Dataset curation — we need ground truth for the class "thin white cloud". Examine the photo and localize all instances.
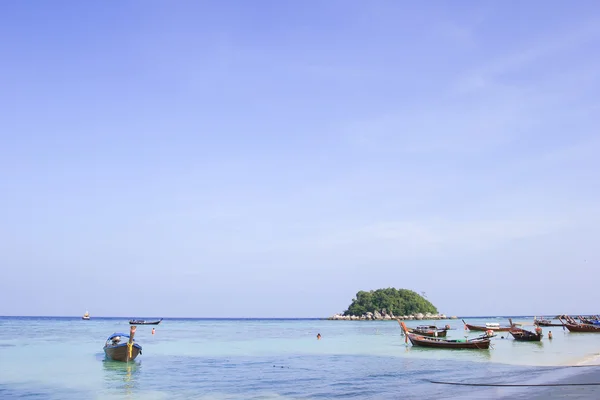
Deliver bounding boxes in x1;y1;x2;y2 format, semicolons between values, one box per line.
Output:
291;216;578;256
454;18;600;94
341;17;600;157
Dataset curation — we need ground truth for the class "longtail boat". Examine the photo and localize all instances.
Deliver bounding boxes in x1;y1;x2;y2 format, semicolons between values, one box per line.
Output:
397;320;449;337
533;317;563;327
508;318;543;341
560;318;600;333
462;319;512;332
103;326;142;362
400;322;493;349
129;318;163;325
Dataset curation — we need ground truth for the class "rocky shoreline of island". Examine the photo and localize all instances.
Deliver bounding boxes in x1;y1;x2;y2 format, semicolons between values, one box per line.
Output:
326;310;458;321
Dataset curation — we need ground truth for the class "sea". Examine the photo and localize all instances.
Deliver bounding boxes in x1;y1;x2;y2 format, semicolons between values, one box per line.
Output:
1;316;600;399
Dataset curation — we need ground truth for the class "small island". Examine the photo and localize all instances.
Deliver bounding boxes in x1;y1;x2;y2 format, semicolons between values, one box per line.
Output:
328;288;456;321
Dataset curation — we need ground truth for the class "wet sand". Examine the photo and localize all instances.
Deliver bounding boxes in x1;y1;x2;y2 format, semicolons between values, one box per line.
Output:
481;366;600;399
449;361;600;399
521;367;600;399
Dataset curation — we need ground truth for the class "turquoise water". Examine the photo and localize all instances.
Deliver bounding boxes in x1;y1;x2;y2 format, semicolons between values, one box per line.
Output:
1;317;599;399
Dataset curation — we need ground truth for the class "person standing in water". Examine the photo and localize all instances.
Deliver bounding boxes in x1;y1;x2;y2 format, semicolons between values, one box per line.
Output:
316;333;321;340
152;328;155;335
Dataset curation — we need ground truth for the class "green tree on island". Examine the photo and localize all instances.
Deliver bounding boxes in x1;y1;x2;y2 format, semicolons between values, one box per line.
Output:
343;288;438;316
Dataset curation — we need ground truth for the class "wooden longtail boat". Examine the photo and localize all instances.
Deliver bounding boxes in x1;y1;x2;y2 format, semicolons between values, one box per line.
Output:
400;322;493;349
129;318;163;325
397;320;449;337
508;318;543;341
462;319;512;332
103;326;142;362
533;317;563;327
559;318;600;333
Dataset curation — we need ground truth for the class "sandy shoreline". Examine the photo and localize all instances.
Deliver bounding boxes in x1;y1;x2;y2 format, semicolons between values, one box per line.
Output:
573;352;600;366
522;366;600;399
445;351;600;399
447;365;600;399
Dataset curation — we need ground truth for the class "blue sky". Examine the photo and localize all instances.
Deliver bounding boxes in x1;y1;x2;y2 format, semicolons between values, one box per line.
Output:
1;1;599;317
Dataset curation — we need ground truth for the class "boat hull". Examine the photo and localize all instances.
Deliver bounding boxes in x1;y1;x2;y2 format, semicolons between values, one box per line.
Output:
509;331;542;341
129;319;162;325
103;343;142;362
407;334;491;349
82;317;90;320
564;324;600;333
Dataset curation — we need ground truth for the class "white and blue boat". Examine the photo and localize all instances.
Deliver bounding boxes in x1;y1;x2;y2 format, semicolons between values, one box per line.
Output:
103;326;142;362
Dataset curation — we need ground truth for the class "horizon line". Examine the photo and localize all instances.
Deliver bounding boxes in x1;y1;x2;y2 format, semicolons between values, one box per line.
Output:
0;314;588;319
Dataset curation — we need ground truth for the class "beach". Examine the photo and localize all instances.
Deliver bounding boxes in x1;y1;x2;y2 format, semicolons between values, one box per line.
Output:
526;367;600;399
2;316;600;399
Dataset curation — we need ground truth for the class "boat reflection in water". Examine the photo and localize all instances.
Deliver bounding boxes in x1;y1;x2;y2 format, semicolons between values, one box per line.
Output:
102;359;141;393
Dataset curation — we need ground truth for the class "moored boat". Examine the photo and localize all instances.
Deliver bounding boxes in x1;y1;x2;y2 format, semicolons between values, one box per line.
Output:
559;317;600;333
82;310;90;320
508;318;543;341
103;326;142;362
400;322;493;349
397;320;449;337
129;318;163;325
462;319;512;332
533;317;563;327
578;316;600;326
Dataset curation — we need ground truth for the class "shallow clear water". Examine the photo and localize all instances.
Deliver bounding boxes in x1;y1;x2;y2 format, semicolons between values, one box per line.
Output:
0;316;598;399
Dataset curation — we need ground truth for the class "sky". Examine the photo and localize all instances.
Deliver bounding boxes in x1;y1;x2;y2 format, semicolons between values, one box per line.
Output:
0;1;599;318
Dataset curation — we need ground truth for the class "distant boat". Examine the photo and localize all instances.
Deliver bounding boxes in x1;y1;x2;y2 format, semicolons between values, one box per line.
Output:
82;311;90;320
533;316;563;327
462;319;512;332
578;316;600;326
129;318;163;325
103;326;142;362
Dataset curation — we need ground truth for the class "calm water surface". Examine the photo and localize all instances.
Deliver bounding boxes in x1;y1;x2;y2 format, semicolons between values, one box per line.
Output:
1;317;599;399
